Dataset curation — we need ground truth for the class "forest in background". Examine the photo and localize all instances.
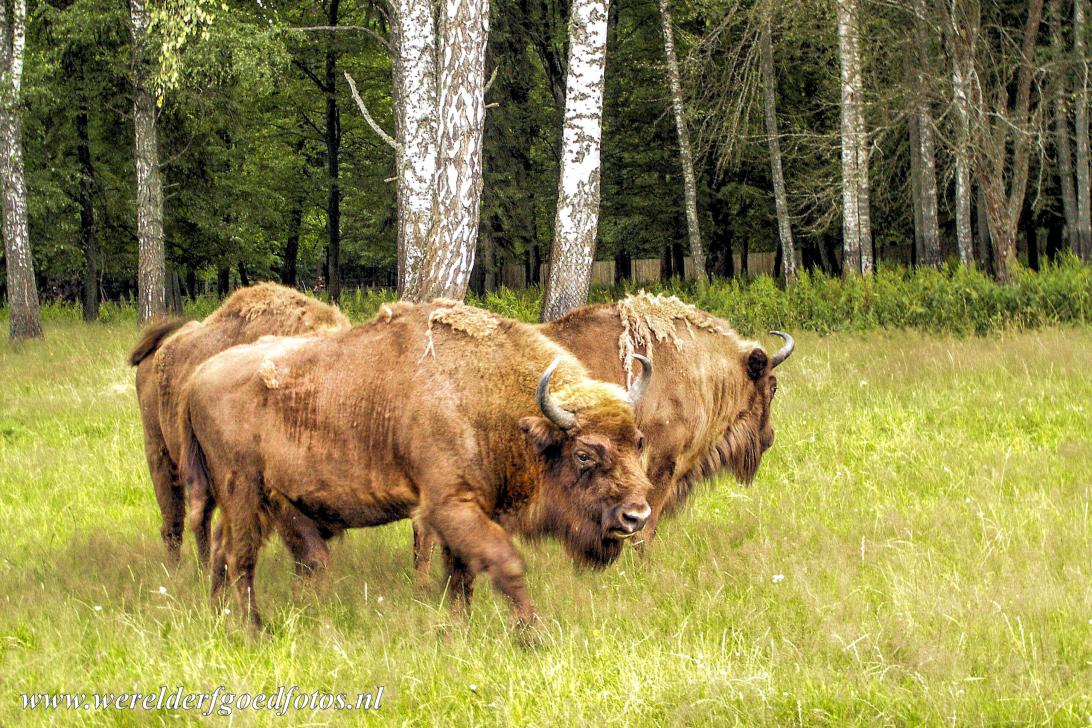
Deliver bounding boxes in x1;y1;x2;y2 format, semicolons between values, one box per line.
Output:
2;0;1092;331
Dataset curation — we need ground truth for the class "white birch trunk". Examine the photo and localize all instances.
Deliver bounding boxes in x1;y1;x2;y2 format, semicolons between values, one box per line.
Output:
541;0;610;321
1050;0;1078;246
952;55;975;265
836;0;871;275
1074;0;1092;259
406;0;488;302
130;0;165;324
912;0;942;267
759;20;796;282
393;0;438;293
658;0;706;281
0;0;40;339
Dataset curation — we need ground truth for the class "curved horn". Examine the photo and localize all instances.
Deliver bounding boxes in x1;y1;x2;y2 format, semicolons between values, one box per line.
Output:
627;353;653;406
768;330;795;369
536;358;578;430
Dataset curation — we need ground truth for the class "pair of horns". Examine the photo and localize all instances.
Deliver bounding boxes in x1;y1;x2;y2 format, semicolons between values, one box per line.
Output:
536;354;652;430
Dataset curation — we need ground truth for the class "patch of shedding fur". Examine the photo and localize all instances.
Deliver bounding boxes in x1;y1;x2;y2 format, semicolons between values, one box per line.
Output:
616;291;736;387
258;360;280;389
207;282;349;333
421;302;501;360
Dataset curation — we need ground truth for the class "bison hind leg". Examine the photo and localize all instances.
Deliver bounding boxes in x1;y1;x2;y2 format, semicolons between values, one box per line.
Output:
412;516;439;591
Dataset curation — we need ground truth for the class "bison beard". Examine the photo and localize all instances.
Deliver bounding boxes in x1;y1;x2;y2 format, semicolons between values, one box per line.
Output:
179;301;653;632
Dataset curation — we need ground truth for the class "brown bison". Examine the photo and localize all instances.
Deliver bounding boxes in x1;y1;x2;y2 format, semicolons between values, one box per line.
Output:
413;292;793;582
178;301;654;630
129;283;348;564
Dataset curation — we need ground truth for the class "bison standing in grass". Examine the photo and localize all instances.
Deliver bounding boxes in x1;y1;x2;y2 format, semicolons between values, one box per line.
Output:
129;283;348;565
540;292;794;544
178;301;654;631
408;293;793;582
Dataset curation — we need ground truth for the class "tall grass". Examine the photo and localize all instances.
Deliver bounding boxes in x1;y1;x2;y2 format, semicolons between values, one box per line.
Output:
1;324;1088;724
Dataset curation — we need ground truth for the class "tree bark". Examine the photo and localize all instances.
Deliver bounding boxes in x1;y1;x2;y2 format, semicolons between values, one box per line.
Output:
392;0;438;293
75;104;99;321
129;0;166;324
1049;0;1079;247
324;0;342;303
912;0;942;268
0;0;39;339
835;0;872;275
975;183;992;274
909;111;924;265
950;42;975;266
759;20;796;282
658;0;706;281
406;0;489;302
1074;0;1092;258
540;0;609;321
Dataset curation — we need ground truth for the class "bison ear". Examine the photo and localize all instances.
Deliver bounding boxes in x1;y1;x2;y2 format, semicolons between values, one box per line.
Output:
746;348;768;380
519;416;564;454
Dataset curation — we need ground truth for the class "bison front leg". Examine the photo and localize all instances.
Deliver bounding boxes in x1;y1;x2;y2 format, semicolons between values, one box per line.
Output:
441;545;474;619
426;499;537;630
412;516;438;590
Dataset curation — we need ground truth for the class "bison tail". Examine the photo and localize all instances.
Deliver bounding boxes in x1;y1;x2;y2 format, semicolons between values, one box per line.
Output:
178;396;211;510
128;319;187;367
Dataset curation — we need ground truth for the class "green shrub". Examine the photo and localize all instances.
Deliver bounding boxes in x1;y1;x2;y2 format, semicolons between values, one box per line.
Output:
6;256;1090;335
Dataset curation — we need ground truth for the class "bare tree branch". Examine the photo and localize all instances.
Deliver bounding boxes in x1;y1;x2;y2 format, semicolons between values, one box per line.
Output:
344;71;399;151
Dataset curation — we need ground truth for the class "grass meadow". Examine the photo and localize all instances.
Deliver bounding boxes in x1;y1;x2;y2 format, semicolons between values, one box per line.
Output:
1;318;1090;725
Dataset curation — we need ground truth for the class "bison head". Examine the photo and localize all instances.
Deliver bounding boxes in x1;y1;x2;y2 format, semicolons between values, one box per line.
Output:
729;330;795;483
519;356;654;567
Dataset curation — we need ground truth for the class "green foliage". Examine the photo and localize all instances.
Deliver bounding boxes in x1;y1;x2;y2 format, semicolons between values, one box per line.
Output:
8;258;1090;336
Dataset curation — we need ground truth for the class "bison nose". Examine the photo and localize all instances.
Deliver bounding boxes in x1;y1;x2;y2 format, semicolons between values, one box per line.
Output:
616;503;651;535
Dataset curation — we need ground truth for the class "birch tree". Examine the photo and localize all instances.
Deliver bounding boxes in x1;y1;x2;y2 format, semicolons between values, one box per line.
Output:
130;0;166;324
1050;0;1078;246
1;0;40;339
406;0;489;302
911;0;941;268
1074;0;1091;259
947;5;976;266
835;0;872;275
758;18;796;282
390;0;437;293
541;0;610;321
658;0;706;281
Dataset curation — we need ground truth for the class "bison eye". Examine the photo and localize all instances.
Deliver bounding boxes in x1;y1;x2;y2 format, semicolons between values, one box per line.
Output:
770;381;778;397
574;450;595;468
635;434;645;451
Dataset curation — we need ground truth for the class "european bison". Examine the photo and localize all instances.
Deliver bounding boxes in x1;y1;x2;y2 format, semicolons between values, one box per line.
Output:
540;293;793;544
178;301;654;630
411;292;793;582
129;283;348;564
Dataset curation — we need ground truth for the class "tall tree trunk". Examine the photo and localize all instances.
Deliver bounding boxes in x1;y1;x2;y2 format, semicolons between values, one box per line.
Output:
129;0;165;324
1074;0;1092;258
0;0;39;339
975;184;992;273
951;45;975;265
1050;0;1079;246
75;104;98;321
217;266;230;296
392;0;438;293
909;111;924;265
912;0;942;268
835;0;872;275
324;0;342;303
540;0;609;321
658;0;706;281
406;0;489;302
759;19;796;282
